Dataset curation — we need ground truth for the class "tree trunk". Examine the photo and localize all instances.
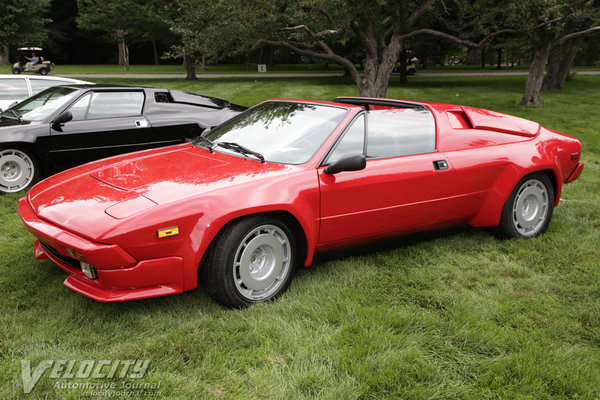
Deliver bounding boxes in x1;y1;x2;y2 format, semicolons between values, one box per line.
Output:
183;54;197;80
118;42;124;66
151;39;159;65
0;45;9;65
356;33;402;97
465;48;478;65
521;42;551;105
481;48;485;69
542;49;560;90
120;39;130;71
543;37;583;90
201;55;208;71
399;46;407;84
496;48;502;70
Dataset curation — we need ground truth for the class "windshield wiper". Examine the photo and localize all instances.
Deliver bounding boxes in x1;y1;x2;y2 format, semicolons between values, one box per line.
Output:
1;109;22;122
189;136;214;152
217;141;265;163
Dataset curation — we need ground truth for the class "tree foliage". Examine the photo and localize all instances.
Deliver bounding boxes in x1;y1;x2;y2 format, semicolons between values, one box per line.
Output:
0;0;51;64
243;0;517;97
76;0;150;70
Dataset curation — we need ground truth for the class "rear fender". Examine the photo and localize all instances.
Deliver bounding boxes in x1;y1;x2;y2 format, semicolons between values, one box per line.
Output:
468;166;560;227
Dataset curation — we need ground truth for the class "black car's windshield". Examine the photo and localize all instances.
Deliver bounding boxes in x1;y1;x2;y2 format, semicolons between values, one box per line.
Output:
200;101;348;164
5;86;79;121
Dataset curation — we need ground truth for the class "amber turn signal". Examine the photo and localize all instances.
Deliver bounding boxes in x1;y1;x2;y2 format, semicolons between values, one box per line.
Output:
157;226;179;238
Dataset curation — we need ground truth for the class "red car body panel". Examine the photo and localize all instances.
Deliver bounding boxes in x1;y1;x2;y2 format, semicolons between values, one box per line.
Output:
18;97;583;302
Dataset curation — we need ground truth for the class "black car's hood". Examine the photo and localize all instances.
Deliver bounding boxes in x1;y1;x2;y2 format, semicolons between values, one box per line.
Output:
0;117;34;128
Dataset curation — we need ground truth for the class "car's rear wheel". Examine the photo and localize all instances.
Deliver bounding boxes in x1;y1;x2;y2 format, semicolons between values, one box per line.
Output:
497;173;554;238
12;68;20;75
39;68;48;75
201;215;297;308
0;148;40;194
407;68;416;75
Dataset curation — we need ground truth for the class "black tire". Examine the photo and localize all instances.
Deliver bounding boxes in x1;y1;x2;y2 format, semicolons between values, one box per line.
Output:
407;68;416;75
200;215;298;308
39;68;48;75
12;68;21;74
0;147;41;195
496;172;554;238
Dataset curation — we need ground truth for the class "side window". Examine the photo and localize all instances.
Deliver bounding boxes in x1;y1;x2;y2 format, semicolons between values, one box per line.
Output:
86;91;144;119
0;78;28;101
326;114;365;164
367;108;435;158
30;79;65;95
68;94;91;120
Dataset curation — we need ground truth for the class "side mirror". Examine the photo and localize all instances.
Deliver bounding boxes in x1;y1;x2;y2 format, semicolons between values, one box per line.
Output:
52;111;72;130
324;154;366;174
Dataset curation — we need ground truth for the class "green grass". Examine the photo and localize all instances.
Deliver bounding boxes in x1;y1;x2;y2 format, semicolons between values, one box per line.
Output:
1;75;599;399
3;62;598;75
2;63;348;75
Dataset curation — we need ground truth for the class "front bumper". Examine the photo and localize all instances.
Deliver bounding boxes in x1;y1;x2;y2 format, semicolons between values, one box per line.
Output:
19;197;184;302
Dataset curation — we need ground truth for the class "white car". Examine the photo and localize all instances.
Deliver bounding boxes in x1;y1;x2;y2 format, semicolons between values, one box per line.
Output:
0;75;92;111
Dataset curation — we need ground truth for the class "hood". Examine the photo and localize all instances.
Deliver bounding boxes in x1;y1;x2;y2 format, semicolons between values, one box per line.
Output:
0;117;33;129
27;145;287;240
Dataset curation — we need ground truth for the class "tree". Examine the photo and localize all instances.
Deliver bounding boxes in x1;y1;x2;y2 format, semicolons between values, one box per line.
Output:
76;0;147;70
0;0;50;64
542;3;600;90
516;0;600;104
166;0;256;79
137;0;174;65
246;0;513;97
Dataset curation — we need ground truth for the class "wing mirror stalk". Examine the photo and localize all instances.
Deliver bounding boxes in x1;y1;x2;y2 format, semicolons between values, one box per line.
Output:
324;154;366;174
51;111;73;130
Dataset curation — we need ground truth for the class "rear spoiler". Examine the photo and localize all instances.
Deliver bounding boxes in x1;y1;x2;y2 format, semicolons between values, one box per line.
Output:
461;106;540;137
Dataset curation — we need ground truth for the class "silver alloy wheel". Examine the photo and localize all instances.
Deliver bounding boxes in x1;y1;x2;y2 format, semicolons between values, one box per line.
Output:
0;149;35;193
511;178;549;237
233;224;292;301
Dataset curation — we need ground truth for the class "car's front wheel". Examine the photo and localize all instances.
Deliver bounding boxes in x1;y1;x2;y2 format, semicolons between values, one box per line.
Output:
201;215;297;308
12;67;20;74
497;173;554;238
0;148;40;194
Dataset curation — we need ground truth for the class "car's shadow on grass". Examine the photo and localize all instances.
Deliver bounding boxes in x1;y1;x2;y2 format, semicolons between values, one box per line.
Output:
25;225;494;323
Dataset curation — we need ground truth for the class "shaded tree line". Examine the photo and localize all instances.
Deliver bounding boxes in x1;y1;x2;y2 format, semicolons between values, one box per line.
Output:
1;0;599;105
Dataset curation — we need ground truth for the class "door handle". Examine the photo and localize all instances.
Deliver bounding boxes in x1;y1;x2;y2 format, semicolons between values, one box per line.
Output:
433;160;448;170
135;120;149;128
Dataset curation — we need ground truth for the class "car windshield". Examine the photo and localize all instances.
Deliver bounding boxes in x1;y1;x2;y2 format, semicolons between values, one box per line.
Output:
200;101;348;164
5;86;79;121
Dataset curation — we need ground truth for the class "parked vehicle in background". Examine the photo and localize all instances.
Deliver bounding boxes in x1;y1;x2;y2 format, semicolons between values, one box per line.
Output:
18;97;584;308
12;47;55;75
0;85;245;194
0;74;91;111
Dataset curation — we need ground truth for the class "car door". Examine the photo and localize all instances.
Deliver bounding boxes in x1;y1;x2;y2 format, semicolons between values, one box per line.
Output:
318;108;454;244
47;90;151;172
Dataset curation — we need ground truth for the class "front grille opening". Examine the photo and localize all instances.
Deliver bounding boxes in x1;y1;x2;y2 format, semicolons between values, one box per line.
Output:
39;242;80;268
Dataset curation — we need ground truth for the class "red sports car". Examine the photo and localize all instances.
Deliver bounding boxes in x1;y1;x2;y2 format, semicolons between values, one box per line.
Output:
19;97;584;308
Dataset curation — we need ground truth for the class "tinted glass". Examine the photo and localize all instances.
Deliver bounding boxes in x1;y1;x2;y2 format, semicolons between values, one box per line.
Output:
326;114;365;164
367;108;435;158
9;86;79;121
203;102;348;164
29;79;70;95
86;91;144;118
0;78;28;100
170;91;228;109
68;93;91;120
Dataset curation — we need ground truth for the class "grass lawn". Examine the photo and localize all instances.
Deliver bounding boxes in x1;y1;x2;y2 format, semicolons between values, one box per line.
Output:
3;63;598;75
1;75;599;399
1;63;348;75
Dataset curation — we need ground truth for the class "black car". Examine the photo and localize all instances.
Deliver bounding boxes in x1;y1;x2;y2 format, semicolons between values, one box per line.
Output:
0;85;245;194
